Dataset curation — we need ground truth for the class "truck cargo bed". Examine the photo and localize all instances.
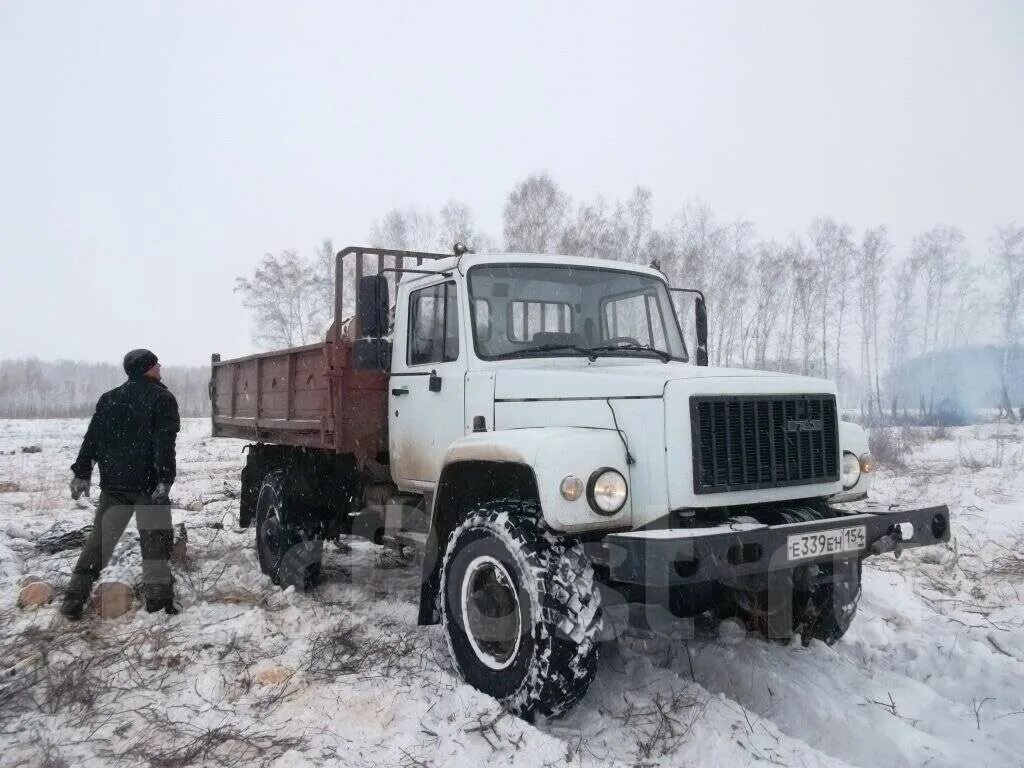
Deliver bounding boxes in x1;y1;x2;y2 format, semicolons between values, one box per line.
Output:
210;337;387;461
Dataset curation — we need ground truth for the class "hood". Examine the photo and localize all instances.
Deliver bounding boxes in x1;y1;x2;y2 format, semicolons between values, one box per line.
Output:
493;361;832;401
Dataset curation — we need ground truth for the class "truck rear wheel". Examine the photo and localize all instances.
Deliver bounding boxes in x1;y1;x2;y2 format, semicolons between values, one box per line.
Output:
440;502;602;719
255;469;322;589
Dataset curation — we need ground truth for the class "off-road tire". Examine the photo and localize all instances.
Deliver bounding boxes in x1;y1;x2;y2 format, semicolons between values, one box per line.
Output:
794;558;862;645
255;469;322;589
440;500;602;719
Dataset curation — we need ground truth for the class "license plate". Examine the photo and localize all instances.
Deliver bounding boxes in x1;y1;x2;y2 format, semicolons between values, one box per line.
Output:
786;525;866;561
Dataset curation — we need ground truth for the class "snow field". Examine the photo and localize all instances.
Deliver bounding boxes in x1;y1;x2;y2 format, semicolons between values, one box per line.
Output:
0;418;1022;767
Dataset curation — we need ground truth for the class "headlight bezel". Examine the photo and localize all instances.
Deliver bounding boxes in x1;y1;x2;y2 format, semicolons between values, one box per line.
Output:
841;451;861;490
586;468;628;515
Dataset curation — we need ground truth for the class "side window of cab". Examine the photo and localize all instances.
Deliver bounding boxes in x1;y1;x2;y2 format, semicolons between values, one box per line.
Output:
408;281;459;365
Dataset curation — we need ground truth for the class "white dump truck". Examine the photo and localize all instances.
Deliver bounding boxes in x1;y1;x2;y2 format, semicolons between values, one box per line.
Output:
211;246;950;718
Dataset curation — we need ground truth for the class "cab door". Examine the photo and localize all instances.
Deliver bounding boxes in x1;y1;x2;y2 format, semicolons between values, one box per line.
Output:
389;278;467;486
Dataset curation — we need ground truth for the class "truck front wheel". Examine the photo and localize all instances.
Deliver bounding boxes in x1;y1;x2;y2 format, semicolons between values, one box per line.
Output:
255;469;323;589
440;502;602;719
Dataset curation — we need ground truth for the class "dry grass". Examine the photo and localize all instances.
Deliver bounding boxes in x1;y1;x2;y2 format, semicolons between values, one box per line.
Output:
868;427;911;469
303;615;425;682
110;705;303;768
957;437;1024;470
608;688;707;760
989;536;1024;578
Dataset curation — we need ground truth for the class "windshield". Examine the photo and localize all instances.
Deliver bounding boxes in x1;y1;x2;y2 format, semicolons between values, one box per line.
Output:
467;263;687;361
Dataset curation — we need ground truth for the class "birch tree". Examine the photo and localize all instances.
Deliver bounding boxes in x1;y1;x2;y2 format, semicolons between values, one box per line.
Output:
992;223;1024;420
748;242;789;368
235;250;328;348
503;173;569;253
438;199;485;252
808;217;854;379
560;198;616;259
857;226;890;418
614;186;653;263
911;225;964;356
370;207;438;251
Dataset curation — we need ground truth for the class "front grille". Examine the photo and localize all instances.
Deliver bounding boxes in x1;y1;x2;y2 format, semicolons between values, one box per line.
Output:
690;394;839;494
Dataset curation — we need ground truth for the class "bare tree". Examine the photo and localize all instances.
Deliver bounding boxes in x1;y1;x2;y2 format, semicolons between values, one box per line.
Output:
711;221;754;366
560;198;616;259
992;223;1024;421
614;186;653;263
437;199;485;252
666;200;722;290
886;258;920;417
808;217;854;380
748;242;789;368
909;225;966;417
945;261;985;349
235;250;328;348
370;207;438;251
789;241;821;376
857;227;890;418
912;225;965;355
314;237;338;316
503;172;569;253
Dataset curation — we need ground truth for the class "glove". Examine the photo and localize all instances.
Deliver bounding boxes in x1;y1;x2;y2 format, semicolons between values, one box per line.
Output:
70;477;90;500
151;482;171;506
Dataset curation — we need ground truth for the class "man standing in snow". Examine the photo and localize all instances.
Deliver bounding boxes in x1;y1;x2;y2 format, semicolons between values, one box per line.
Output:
61;349;181;619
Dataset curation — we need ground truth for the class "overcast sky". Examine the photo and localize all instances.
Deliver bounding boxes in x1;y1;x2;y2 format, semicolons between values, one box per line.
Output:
0;1;1020;365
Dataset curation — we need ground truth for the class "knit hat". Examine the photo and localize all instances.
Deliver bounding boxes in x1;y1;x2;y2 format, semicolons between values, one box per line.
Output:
123;349;158;379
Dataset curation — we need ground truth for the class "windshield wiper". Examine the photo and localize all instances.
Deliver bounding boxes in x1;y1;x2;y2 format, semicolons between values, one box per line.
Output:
491;343;598;361
588;342;673;363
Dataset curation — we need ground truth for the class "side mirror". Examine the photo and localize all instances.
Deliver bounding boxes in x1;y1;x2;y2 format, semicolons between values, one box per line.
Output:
357;275;389;337
694;297;709;367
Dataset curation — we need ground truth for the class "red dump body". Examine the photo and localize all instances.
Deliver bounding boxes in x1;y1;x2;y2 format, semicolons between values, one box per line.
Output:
209;336;388;463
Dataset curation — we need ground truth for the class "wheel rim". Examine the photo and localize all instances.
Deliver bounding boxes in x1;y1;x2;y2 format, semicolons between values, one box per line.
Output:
460;555;522;670
261;503;283;568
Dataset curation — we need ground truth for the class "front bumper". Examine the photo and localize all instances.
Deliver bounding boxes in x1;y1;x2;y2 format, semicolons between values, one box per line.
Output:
602;501;950;587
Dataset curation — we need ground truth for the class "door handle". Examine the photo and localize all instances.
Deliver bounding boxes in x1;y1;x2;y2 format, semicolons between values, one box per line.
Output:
429;372;442;392
391;387;409;396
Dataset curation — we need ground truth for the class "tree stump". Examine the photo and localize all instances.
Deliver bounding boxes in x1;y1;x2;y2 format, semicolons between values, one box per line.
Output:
253;664;293;685
18;581;55;608
92;581;135;618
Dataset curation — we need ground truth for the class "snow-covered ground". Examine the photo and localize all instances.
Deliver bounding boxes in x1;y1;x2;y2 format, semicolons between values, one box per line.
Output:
1;418;1022;767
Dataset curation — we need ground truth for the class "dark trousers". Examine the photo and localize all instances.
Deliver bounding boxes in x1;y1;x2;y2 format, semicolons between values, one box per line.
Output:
66;490;174;602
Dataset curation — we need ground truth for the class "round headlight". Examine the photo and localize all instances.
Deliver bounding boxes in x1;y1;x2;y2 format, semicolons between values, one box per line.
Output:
587;468;628;515
560;475;584;501
841;451;861;489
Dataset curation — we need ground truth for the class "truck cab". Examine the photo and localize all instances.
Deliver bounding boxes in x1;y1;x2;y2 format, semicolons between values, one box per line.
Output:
212;245;950;719
380;252;872;527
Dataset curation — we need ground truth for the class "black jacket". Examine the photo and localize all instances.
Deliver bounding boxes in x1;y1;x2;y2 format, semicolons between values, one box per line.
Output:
71;377;180;494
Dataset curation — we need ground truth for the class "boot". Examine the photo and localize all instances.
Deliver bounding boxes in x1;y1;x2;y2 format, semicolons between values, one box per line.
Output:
59;595;86;620
145;597;180;615
60;575;93;620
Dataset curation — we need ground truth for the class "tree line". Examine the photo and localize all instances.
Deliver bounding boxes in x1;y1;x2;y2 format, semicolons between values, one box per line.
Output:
234;172;1023;423
0;359;212;418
